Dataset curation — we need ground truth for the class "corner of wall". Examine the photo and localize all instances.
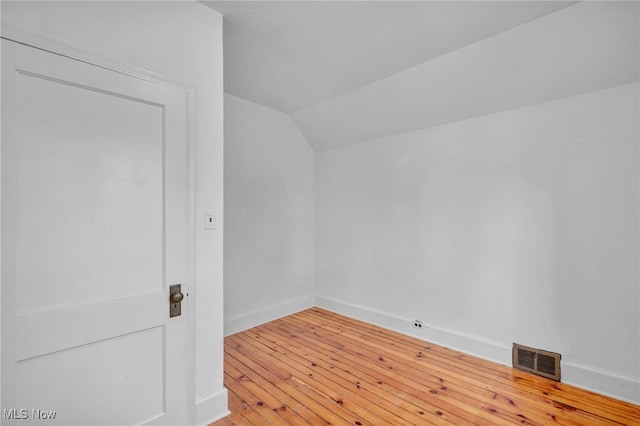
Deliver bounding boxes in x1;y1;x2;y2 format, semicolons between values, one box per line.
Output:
283;105;318;154
225;295;315;336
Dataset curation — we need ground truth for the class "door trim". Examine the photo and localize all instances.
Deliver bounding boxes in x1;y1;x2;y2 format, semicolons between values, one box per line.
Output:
1;23;195;92
1;23;197;426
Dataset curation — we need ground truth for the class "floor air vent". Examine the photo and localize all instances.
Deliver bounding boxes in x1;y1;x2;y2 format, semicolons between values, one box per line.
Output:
512;343;561;381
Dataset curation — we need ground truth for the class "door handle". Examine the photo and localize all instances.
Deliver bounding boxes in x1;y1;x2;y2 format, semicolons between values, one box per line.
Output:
170;292;184;304
169;284;184;318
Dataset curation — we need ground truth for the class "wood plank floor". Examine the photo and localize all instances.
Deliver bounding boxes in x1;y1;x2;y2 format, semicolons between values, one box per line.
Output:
212;308;640;425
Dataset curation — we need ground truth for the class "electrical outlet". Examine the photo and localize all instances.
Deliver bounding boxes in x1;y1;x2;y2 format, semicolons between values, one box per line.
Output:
413;320;423;329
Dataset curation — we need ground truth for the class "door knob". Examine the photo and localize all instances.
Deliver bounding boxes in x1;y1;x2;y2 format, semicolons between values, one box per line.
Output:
170;292;184;304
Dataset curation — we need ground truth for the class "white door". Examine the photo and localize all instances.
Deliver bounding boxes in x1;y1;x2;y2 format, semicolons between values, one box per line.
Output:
1;39;191;425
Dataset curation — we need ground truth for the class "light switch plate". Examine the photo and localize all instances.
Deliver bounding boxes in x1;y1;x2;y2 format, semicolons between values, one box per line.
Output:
204;211;216;230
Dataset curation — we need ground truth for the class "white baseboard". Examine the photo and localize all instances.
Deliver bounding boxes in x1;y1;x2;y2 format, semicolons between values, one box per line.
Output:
563;362;640;405
224;295;315;336
315;296;640;405
195;388;229;426
315;296;512;365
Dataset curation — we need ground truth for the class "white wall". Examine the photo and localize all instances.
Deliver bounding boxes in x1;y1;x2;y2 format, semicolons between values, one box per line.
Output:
316;83;640;403
222;2;639;403
224;95;315;335
1;2;227;424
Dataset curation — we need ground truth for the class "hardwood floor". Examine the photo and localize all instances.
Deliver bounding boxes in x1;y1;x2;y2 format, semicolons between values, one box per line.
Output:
212;308;640;425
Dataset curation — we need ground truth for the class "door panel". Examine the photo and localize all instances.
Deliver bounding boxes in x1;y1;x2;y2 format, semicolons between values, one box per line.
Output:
17;327;164;425
16;64;164;312
2;40;190;425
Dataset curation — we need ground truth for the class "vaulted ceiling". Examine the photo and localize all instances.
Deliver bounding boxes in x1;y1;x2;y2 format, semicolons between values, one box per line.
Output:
203;1;639;151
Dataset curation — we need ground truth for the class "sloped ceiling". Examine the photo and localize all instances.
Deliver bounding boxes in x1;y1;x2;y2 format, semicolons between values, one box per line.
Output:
203;1;639;151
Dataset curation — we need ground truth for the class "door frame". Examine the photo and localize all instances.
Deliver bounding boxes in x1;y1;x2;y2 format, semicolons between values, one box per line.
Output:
0;23;198;425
